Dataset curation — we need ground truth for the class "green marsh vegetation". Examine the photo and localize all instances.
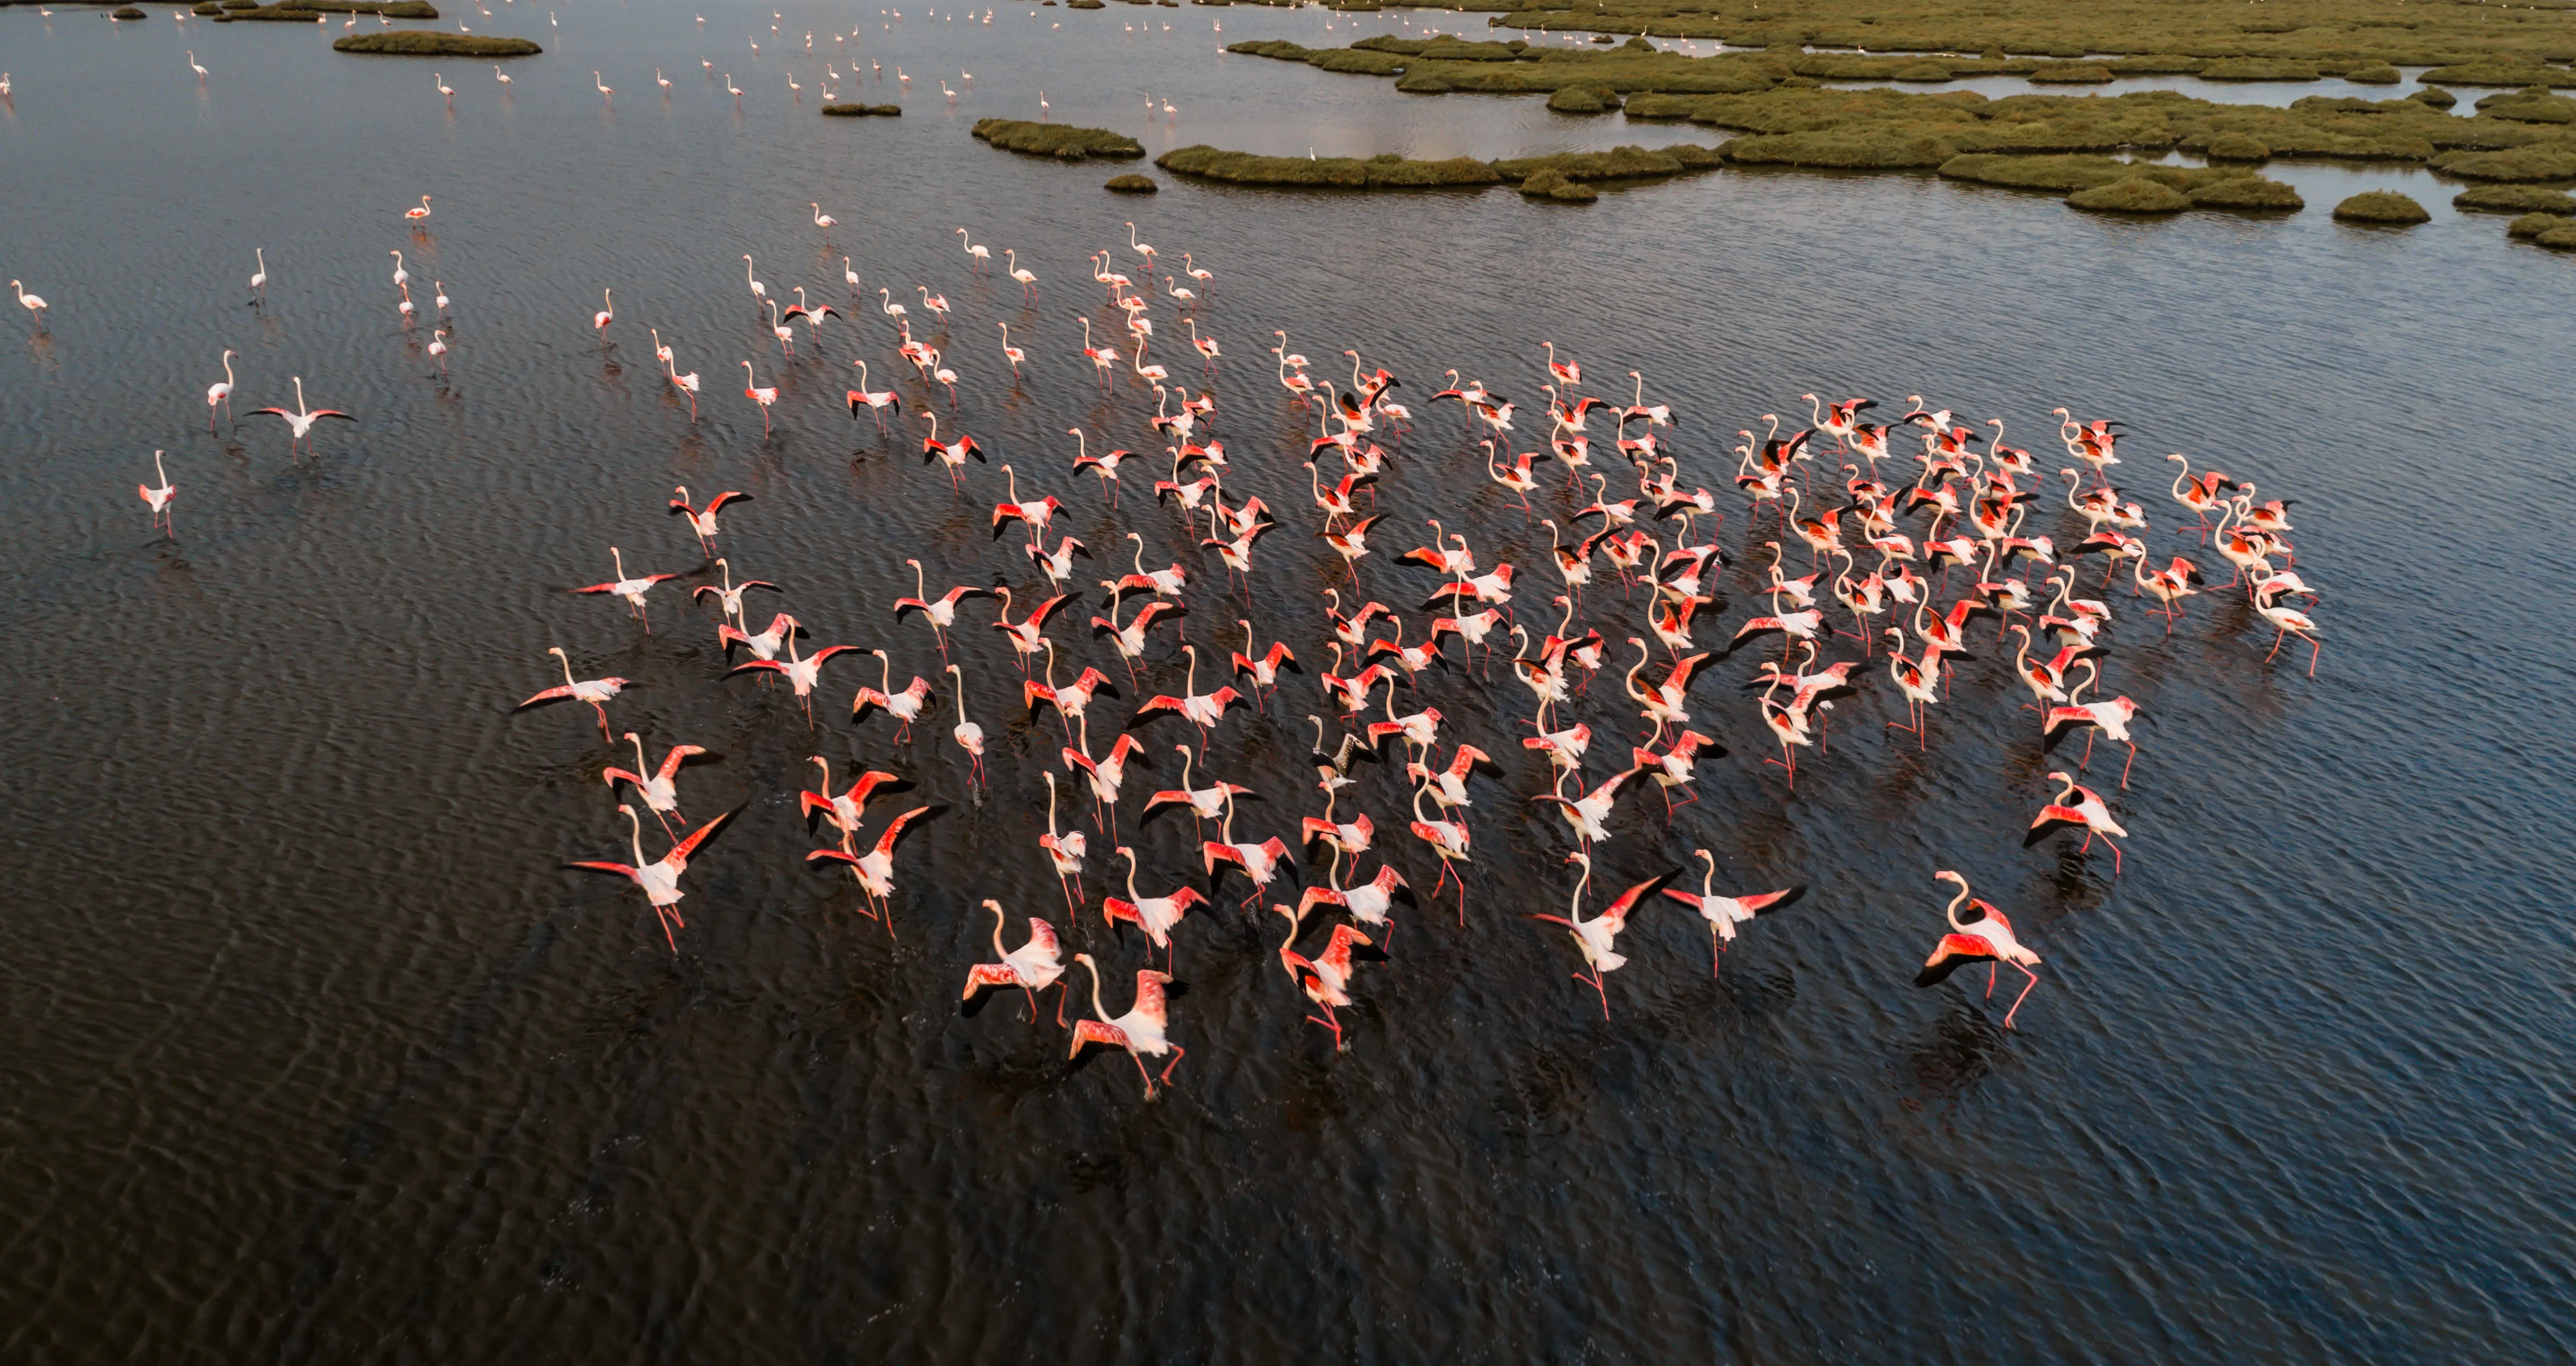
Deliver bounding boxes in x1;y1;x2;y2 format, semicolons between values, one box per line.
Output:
970;119;1145;159
334;30;537;53
2508;212;2576;247
1154;141;1719;199
1442;0;2576;74
1105;172;1160;193
2333;189;2430;222
822;103;904;116
2455;184;2576;214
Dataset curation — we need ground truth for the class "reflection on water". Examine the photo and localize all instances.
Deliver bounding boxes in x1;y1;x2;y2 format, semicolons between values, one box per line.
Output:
4;1;2576;1363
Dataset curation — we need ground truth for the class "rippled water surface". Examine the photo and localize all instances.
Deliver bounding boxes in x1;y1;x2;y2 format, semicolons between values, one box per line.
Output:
5;3;2575;1362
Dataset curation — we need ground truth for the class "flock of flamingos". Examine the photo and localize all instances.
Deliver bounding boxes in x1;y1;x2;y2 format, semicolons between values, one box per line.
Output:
87;197;2326;1102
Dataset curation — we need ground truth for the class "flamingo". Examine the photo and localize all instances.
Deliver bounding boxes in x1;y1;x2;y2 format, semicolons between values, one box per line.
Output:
955;227;990;272
946;663;988;788
247;248;266;302
1102;843;1204;962
433;69;451;104
2024;770;2129;873
2042;659;2142;786
1531;763;1643;850
593;69;614;101
743;254;767;305
813;202;839;239
1038;772;1087;912
1090;595;1186;678
403;195;432;221
137;450;175;532
893;559;989;654
516;647;634;742
998;321;1026;377
1005;249;1038;298
807;805;946;932
572;546;682;631
846;359;902;429
243;376;355;458
851;648;936;742
603;732;708;837
669;486;747;555
916;284;951;323
204;349;237;429
1062;718;1151;840
1201;791;1293;905
1525;853;1676;1020
963;900;1068;1024
1663;850;1804;977
1271;902;1370;1051
425;327;450;373
919;412;988;488
800;756;907;841
1915;871;2042;1028
2255;598;2324;676
1407;778;1473;924
566;804;734;951
738;361;779;433
1067;954;1183;1099
730;621;855;726
986;585;1071;672
1142;742;1254;828
1541;340;1582;388
844;255;862;295
493;65;511;85
1127;643;1244;741
990;465;1064;543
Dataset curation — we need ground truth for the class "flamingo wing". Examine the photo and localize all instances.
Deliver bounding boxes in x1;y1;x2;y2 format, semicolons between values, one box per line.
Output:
2023;806;2091;846
1916;934;2000;986
874;803;948;855
516;684;578;708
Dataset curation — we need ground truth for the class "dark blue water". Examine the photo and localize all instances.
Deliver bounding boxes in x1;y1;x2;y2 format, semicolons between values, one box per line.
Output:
4;3;2573;1361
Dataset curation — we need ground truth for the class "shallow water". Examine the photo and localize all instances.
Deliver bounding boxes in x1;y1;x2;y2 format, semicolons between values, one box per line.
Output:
5;2;2576;1363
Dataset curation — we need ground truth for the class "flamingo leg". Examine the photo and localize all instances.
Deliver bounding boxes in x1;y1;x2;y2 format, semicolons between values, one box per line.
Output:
2002;967;2040;1029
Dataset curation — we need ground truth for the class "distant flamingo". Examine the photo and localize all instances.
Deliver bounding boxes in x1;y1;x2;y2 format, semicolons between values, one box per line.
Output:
204;349;237;428
851;648;935;741
137;450;175;533
244;376;355;458
1524;853;1676;1020
740;361;778;433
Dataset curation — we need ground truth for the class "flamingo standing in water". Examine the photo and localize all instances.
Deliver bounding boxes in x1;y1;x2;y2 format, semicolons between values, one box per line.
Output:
516;647;634;742
403;195;433;221
740;361;778;433
1067;954;1183;1100
137;450;176;533
244;376;356;458
963;900;1068;1025
204;349;237;429
247;248;267;303
1915;870;2042;1028
566;804;735;952
592;287;615;342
